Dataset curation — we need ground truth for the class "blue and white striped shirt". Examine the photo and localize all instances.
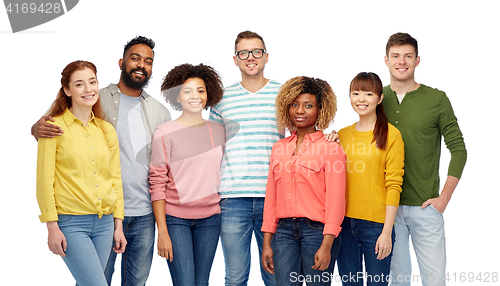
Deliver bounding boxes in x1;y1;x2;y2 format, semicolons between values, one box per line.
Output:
210;80;284;198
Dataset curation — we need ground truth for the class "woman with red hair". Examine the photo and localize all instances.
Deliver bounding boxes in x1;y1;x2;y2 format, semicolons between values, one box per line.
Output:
36;61;126;286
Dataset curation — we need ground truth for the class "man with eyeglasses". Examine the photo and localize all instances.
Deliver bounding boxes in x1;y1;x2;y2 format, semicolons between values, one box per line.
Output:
210;30;281;286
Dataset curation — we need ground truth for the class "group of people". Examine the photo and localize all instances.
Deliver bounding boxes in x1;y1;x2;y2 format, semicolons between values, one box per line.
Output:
33;31;467;286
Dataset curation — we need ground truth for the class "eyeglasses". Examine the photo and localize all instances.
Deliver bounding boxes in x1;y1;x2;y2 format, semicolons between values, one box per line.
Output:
235;49;266;60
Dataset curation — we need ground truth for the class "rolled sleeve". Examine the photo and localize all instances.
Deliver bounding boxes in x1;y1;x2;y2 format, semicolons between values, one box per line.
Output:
36;136;58;223
323;144;346;237
107;126;124;220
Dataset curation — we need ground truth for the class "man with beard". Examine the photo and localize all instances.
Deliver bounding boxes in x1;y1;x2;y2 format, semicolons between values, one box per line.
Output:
31;36;171;286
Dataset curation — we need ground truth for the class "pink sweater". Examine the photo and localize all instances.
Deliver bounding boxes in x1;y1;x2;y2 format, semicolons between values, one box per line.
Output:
149;120;225;219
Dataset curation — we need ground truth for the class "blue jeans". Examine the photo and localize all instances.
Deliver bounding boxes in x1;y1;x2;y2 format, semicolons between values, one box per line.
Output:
390;205;446;286
104;212;155;286
57;214;114;286
220;197;276;286
165;213;221;286
272;218;341;286
337;217;395;286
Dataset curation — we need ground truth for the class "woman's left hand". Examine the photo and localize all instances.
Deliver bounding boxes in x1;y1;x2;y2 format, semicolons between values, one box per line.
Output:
375;232;392;260
113;219;127;254
312;245;331;271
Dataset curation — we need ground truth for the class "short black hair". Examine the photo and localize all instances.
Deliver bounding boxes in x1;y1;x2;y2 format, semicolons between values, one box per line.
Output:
123;36;155;57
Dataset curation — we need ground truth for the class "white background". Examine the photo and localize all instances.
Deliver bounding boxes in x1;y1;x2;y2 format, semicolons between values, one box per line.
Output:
1;0;498;285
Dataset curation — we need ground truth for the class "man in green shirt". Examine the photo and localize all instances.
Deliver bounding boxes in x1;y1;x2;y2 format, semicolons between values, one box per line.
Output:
382;33;467;286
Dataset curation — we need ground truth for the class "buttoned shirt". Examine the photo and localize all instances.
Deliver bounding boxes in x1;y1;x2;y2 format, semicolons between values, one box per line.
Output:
36;109;124;223
382;84;467;205
262;131;346;236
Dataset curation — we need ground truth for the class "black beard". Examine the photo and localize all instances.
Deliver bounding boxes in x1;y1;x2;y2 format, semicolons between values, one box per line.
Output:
120;64;151;90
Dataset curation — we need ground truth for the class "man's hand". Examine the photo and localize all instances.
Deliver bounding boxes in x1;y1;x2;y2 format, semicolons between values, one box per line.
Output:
420;196;448;214
32;115;63;139
113;219;127;254
261;244;275;274
420;175;460;214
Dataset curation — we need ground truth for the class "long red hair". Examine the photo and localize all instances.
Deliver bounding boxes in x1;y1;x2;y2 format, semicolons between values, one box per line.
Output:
46;60;105;120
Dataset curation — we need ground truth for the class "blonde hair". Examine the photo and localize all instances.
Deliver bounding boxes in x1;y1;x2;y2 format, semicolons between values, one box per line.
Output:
276;76;337;132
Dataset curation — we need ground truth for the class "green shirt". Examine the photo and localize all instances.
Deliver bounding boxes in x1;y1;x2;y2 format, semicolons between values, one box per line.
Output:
382;84;467;206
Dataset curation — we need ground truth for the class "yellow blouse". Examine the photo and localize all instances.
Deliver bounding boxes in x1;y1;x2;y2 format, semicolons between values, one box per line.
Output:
36;109;123;223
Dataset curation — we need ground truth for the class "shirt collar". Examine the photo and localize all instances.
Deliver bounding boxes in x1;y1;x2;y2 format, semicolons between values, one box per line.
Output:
62;108;96;126
288;130;324;143
108;83;150;101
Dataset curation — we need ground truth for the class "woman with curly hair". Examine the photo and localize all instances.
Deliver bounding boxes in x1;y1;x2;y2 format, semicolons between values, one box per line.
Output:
149;64;225;285
148;63;225;285
261;76;346;285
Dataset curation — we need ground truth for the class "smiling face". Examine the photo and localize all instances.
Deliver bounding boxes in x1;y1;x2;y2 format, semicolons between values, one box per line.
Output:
119;43;154;90
350;90;383;118
64;67;99;111
177;77;207;115
289;93;318;134
233;38;268;79
385;44;420;83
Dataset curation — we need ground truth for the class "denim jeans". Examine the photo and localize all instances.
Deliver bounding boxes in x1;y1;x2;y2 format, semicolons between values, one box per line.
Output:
104;212;155;286
165;213;221;286
272;218;341;286
57;214;114;286
337;217;395;286
390;205;446;286
220;197;276;286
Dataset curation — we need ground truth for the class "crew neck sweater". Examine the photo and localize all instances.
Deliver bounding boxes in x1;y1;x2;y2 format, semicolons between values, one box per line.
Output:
149;120;225;219
338;123;404;223
382;84;467;206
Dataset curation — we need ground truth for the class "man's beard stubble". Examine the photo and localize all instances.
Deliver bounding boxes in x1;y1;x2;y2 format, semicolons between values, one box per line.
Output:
121;64;151;90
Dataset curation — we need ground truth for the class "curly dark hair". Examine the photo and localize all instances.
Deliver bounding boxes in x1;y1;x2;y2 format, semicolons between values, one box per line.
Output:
161;63;224;111
123;36;155;57
276;76;337;131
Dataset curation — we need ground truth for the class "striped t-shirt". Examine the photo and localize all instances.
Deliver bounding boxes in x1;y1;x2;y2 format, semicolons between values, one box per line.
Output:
209;80;283;198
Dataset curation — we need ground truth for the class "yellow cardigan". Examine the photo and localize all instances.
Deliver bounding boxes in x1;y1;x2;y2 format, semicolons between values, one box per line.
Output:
338;123;404;224
36;109;123;223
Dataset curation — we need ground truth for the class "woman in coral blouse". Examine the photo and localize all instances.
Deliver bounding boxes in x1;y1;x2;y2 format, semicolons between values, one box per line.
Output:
261;76;346;286
149;63;225;286
36;61;126;286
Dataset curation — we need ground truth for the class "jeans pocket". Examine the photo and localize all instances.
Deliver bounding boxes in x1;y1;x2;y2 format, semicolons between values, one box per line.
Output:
306;219;324;230
219;198;228;206
57;214;75;226
427;205;444;216
277;219;283;228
